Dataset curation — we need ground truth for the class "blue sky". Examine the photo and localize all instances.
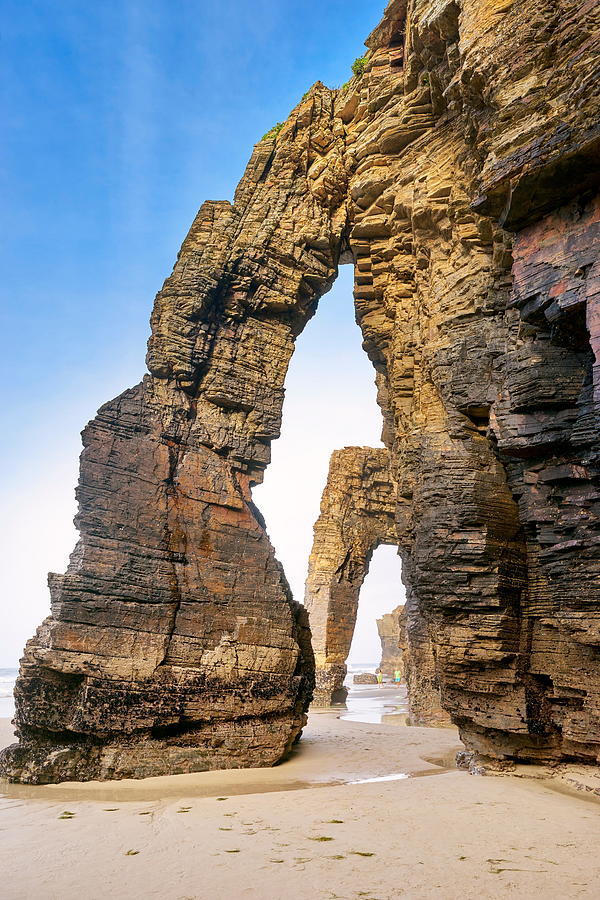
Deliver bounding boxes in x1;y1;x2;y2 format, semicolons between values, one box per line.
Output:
0;0;404;667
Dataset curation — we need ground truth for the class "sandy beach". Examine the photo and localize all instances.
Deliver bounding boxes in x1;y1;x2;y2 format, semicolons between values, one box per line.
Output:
1;687;599;900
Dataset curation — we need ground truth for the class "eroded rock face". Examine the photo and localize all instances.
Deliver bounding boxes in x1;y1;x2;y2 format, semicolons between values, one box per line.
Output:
402;592;453;727
346;0;600;764
304;447;401;705
353;673;379;685
377;604;449;726
0;86;348;783
3;0;600;781
377;605;407;677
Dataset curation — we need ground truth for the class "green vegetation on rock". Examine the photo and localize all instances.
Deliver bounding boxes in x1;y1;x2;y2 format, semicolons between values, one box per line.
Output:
351;55;368;77
261;122;283;141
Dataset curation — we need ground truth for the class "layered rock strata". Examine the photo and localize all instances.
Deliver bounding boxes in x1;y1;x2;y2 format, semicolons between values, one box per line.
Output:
377;604;407;676
402;590;453;727
0;86;351;782
304;447;402;704
2;0;600;781
305;447;449;724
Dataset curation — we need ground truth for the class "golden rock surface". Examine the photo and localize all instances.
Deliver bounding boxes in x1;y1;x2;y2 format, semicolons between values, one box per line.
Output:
2;0;600;781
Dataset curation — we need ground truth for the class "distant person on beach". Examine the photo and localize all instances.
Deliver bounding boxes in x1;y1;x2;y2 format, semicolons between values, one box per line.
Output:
394;669;402;683
376;670;383;686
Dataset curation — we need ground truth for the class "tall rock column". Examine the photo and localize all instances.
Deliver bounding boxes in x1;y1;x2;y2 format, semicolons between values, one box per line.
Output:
376;605;407;677
1;84;348;783
342;0;600;765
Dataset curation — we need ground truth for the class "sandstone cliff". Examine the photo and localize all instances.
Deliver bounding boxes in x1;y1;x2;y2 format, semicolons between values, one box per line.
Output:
0;85;350;783
2;0;600;782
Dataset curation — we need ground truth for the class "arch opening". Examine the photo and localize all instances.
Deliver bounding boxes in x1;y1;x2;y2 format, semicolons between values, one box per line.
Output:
253;264;385;603
253;265;413;713
347;543;405;677
341;544;408;725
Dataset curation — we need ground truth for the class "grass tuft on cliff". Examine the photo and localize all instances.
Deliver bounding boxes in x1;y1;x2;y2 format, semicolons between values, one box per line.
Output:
261;122;284;141
351;55;368;77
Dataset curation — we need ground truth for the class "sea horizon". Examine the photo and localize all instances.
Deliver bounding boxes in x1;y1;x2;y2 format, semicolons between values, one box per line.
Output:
0;667;18;719
0;664;381;721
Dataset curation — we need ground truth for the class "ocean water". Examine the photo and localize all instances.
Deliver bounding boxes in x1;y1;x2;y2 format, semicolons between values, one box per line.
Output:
0;668;17;719
0;662;383;723
347;662;377;672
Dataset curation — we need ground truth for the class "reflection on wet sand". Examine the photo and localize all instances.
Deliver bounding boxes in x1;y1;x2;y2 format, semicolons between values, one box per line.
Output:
339;682;409;725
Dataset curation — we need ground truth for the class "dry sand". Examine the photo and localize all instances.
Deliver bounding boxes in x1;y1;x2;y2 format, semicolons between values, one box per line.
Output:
1;689;599;899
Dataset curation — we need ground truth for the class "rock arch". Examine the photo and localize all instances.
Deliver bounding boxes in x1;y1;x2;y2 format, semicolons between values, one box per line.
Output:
304;447;399;705
2;0;600;782
304;446;451;726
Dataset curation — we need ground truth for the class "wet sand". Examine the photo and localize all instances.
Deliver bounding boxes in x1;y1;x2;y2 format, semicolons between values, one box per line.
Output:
1;687;599;899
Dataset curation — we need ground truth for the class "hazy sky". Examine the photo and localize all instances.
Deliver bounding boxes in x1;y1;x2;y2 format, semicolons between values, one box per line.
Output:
0;0;404;667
